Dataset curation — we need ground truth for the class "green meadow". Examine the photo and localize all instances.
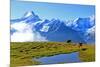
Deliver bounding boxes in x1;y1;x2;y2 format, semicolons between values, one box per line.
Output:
10;42;95;67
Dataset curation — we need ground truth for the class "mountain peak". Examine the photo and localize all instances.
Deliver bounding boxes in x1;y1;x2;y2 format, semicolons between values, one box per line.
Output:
23;11;35;18
11;11;95;43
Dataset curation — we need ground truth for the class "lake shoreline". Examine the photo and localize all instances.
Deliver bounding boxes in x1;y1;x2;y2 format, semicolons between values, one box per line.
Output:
10;42;95;67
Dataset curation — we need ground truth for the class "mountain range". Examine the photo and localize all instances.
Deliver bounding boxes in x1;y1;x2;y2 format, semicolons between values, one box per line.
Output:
11;11;95;44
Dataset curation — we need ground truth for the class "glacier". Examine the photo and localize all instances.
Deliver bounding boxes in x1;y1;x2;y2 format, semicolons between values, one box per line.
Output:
10;11;95;44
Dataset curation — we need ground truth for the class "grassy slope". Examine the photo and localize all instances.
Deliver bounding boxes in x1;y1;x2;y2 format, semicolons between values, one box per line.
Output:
79;45;95;62
10;42;95;67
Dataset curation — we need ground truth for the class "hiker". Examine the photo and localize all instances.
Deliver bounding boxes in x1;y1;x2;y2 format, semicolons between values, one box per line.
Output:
79;43;83;48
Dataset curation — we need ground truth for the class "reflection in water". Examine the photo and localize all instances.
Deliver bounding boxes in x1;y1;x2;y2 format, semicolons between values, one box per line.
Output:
33;52;81;64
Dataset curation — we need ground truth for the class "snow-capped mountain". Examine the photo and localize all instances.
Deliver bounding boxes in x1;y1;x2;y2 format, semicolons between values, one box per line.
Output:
11;11;41;24
10;11;95;44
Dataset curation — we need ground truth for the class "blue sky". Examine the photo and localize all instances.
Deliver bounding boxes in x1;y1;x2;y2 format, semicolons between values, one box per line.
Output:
11;0;95;20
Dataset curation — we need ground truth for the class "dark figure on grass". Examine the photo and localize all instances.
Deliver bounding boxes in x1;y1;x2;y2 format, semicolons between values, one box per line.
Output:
79;43;83;48
79;43;87;51
67;40;72;43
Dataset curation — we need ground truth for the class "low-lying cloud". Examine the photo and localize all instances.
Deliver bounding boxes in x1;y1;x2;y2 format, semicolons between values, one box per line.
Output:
11;22;47;42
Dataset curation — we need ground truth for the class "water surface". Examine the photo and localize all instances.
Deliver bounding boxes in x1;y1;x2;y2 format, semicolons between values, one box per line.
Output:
33;52;81;64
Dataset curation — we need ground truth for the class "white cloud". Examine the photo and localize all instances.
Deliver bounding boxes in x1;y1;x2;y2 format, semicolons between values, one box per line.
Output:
86;26;95;37
11;22;30;32
83;26;95;42
89;15;95;22
11;22;47;42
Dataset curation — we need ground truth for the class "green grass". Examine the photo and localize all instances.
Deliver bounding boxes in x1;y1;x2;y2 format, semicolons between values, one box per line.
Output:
79;45;95;62
10;42;95;67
